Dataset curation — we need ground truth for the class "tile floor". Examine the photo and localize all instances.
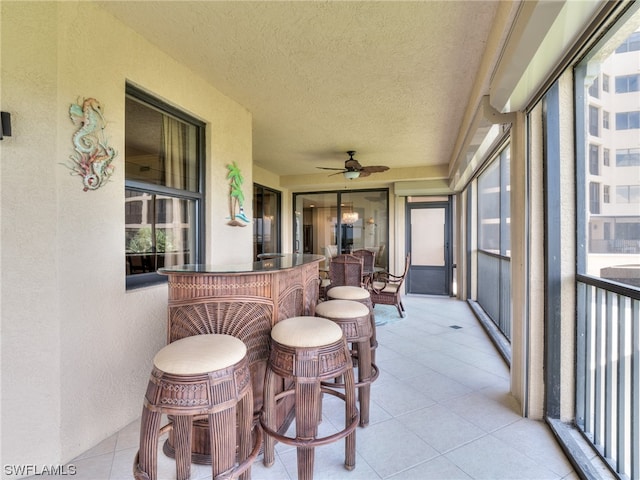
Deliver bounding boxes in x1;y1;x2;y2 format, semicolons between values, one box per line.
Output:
36;295;578;479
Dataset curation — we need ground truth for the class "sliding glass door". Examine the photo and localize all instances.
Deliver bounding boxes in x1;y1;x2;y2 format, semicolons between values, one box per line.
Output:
253;184;281;259
293;189;388;269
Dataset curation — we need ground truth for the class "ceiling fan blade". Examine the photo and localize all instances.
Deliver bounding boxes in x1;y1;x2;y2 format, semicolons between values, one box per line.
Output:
328;171;346;177
316;166;347;171
360;165;389;173
357;170;372;177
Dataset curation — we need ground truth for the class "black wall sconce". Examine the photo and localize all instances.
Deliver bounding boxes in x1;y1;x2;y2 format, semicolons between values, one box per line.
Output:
0;112;12;140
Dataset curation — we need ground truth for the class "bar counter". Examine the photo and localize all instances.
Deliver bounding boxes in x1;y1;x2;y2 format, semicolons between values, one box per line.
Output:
158;254;323;463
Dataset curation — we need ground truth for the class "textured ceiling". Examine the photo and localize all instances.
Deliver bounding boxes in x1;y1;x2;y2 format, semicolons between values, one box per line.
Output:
98;1;500;180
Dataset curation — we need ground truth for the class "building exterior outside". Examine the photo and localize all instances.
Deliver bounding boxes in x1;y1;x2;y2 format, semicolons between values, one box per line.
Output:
586;29;640;286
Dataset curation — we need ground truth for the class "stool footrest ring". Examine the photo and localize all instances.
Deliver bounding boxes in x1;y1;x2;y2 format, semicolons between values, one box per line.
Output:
135;422;262;480
260;387;359;448
322;363;379;389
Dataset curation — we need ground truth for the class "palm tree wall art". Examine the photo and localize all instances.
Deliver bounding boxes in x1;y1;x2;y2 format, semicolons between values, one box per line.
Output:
226;162;250;226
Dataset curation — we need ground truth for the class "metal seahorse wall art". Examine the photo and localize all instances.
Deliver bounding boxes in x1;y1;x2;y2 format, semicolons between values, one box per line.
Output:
65;97;117;191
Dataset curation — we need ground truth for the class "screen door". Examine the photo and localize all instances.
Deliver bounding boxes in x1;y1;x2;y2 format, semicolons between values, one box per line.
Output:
407;201;451;295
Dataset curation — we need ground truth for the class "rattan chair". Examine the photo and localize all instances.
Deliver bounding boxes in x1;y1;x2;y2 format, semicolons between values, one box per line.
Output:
351;249;376;279
319;254;364;300
328;254;365;289
369;253;410;318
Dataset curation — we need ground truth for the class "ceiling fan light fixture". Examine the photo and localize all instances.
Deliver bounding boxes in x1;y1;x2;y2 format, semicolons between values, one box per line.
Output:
343;170;360;180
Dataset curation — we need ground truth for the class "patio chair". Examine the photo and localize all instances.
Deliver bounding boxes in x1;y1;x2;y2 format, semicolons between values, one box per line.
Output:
369;253;410;318
325;254;378;363
329;254;365;288
351;249;376;285
352;249;375;273
319;253;363;300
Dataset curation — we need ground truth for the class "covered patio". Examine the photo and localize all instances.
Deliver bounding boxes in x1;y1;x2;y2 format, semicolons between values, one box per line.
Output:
50;295;580;480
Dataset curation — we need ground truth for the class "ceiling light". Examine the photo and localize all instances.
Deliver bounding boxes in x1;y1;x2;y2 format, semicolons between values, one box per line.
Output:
342;211;359;224
343;170;360;180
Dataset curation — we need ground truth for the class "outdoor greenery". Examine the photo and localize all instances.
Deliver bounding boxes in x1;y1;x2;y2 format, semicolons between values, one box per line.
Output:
126;227;173;253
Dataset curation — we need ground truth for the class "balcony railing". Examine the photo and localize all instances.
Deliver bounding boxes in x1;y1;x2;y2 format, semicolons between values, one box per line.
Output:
576;275;639;479
589;239;640;254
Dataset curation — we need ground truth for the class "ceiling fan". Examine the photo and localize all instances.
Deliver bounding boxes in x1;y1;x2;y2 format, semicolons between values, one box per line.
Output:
317;151;390;179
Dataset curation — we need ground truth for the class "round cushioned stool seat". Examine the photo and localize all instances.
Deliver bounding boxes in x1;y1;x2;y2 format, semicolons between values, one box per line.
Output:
271;315;343;347
134;334;260;480
327;286;371;301
315;299;369;319
154;333;246;375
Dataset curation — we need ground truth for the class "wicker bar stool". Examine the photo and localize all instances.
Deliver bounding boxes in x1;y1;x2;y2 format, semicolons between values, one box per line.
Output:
260;316;359;480
134;334;262;480
326;285;378;363
314;299;379;427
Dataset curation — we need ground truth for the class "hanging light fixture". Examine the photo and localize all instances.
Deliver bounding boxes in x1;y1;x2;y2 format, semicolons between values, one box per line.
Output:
341;211;359;225
343;170;360;180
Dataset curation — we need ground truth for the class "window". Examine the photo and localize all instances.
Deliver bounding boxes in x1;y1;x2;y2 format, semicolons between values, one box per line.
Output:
616;185;640;203
477;161;500;254
125;85;204;288
253;184;281;259
476;145;511;339
589;144;599;175
603;111;609;129
588;75;599;98
477;149;511;256
588;105;599;136
603;73;610;92
615;30;640;53
616;147;640;166
578;24;640;275
589;182;600;214
616;221;640;240
615;73;640;93
615;110;640;129
574;15;639;480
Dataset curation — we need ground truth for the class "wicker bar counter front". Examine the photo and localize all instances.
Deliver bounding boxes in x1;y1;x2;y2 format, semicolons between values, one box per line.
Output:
158;254;323;465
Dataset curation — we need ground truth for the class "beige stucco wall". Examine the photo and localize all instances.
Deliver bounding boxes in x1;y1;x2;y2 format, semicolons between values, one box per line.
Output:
1;1;253;470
